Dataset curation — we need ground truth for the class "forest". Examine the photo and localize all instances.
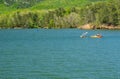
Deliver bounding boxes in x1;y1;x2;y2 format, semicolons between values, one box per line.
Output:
0;0;119;29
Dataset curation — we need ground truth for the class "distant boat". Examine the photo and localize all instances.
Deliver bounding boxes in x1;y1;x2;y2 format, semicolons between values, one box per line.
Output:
90;34;102;38
80;32;88;38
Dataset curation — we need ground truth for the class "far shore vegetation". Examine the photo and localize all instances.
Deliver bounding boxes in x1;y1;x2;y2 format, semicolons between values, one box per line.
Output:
0;0;120;29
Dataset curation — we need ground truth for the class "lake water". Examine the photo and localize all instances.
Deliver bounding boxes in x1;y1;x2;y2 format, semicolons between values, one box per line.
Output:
0;29;120;79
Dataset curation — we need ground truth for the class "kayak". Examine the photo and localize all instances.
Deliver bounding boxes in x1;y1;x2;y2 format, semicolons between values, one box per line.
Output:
90;35;102;38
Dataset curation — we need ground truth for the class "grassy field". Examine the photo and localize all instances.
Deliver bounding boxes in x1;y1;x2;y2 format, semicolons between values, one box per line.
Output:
0;0;109;14
31;0;89;10
31;0;110;9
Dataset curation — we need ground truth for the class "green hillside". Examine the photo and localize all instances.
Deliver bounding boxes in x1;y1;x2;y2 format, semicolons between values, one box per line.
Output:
0;4;16;14
31;0;109;10
0;0;108;14
31;0;91;10
0;0;120;29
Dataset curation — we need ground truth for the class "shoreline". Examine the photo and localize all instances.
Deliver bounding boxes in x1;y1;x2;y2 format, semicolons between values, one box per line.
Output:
0;24;120;30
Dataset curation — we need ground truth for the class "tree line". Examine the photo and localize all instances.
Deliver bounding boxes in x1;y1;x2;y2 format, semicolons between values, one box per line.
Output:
79;0;120;29
0;0;119;29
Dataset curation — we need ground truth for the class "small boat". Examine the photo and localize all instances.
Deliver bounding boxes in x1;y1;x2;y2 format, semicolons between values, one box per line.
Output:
90;34;102;38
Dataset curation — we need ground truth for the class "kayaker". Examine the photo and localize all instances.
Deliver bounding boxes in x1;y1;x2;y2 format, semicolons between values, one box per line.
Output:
80;32;88;38
96;33;102;38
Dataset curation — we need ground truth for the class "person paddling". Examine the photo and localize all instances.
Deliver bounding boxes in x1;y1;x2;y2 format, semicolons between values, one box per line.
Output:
96;33;102;38
80;32;88;38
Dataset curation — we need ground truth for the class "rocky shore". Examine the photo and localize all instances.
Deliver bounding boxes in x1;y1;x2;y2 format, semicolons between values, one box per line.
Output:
79;24;120;30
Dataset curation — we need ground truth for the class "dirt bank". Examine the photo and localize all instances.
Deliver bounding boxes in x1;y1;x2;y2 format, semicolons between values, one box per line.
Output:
79;24;120;30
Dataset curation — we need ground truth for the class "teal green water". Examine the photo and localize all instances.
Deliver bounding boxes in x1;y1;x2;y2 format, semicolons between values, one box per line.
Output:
0;29;120;79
